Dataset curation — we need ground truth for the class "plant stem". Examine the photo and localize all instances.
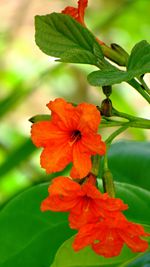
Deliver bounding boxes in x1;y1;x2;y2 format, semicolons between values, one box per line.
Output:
100;118;150;129
111;108;150;129
105;126;129;145
91;155;101;176
102;126;128;197
128;79;150;104
139;76;150;95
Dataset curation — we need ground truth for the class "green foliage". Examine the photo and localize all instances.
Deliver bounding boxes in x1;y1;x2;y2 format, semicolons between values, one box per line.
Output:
0;183;75;267
35;13;103;65
127;252;150;267
88;40;150;86
108;141;150;190
127;40;150;73
51;236;137;267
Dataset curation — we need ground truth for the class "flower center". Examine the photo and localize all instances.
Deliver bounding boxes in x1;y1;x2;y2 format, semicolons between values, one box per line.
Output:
69;130;82;146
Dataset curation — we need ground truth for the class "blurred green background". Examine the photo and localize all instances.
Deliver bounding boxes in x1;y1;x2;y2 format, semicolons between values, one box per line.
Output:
0;0;150;206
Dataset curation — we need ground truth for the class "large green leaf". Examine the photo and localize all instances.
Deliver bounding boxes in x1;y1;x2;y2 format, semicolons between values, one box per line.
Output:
35;13;103;65
51;236;140;267
51;141;150;267
127;252;150;267
108;141;150;190
0;183;75;267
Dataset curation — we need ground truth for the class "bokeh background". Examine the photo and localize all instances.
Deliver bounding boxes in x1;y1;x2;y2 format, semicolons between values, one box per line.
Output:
0;0;150;206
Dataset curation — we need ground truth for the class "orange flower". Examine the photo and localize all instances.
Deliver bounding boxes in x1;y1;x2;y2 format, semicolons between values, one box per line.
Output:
62;0;88;26
41;175;127;229
31;98;106;178
62;0;104;45
73;213;149;258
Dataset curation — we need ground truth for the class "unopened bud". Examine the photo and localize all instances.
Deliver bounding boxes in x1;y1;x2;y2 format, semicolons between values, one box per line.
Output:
111;43;129;65
102;170;115;198
101;98;112;117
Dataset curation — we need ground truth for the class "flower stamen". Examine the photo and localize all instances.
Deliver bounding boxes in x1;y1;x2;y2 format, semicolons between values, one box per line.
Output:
69;130;82;146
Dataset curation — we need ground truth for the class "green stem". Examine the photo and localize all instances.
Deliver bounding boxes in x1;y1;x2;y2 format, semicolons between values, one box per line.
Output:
91;155;101;176
128;79;150;104
100;118;150;129
139;76;150;95
105;126;129;145
111;108;150;128
102;126;128;197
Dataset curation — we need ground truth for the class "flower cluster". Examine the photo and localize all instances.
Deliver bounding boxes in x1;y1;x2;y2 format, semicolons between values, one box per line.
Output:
31;98;149;258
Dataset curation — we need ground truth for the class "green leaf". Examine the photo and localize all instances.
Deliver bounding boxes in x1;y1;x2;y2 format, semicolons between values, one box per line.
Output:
87;40;150;86
29;114;51;123
35;13;103;65
127;252;150;267
127;40;150;74
0;183;75;267
87;68;129;86
51;141;150;267
51;236;140;267
108;141;150;191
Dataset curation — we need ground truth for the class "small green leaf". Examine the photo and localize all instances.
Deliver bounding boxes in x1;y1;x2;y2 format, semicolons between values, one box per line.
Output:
35;13;103;65
87;69;129;86
29;114;51;123
127;40;150;74
0;183;75;267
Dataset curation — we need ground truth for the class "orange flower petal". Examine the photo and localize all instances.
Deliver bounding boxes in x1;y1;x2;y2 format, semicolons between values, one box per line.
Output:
71;142;92;178
69;181;105;228
41;177;82;212
77;102;101;133
81;133;106;155
73;223;97;251
73;214;150;257
31;121;69;147
48;176;81;196
40;143;72;173
92;229;123;258
47;98;78;130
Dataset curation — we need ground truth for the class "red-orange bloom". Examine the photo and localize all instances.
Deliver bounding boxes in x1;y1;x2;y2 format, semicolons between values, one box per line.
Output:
62;0;104;45
62;0;88;26
73;213;149;258
41;175;128;229
31;98;106;179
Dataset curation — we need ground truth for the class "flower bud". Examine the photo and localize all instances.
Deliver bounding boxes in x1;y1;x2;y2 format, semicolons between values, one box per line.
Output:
101;98;112;117
111;43;129;65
